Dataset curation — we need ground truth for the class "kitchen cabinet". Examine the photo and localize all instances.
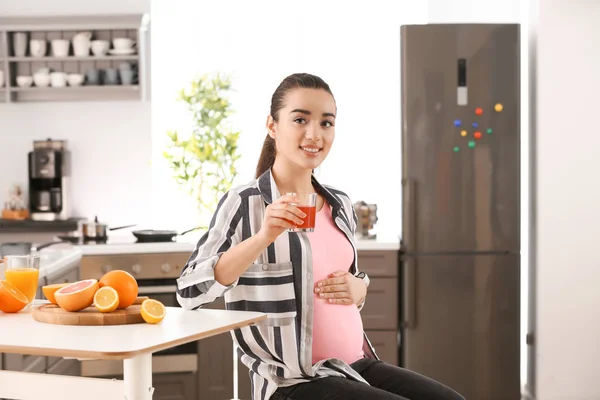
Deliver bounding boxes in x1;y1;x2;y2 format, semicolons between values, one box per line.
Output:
0;14;150;103
358;250;400;366
151;373;197;400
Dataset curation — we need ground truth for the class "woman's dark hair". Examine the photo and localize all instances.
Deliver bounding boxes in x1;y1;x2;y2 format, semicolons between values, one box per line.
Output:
255;73;334;178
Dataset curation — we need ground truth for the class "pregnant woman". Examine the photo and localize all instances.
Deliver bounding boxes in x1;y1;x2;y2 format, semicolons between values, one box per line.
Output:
177;72;465;400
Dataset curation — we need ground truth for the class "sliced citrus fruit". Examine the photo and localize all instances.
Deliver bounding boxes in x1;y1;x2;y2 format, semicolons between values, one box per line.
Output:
0;280;29;313
141;299;166;324
93;286;119;313
54;279;99;312
42;283;70;305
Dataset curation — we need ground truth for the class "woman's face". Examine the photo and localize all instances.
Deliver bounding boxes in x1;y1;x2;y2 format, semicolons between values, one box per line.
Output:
267;88;336;171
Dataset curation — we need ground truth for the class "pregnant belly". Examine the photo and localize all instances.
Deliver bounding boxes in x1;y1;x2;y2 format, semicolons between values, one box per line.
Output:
312;297;365;365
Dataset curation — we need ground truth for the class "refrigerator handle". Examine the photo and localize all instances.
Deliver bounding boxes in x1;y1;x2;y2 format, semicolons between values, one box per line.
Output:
401;178;416;250
401;257;416;329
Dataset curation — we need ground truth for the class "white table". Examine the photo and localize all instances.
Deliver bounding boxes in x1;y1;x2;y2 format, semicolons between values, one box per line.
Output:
0;305;266;400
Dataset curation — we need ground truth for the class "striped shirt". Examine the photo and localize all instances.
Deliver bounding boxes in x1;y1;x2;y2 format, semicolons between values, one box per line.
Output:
176;168;379;400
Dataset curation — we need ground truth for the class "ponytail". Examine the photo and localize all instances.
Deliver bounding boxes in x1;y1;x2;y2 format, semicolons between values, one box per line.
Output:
255;134;276;178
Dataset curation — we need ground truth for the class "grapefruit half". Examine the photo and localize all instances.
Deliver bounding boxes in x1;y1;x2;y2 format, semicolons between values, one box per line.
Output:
54;279;99;312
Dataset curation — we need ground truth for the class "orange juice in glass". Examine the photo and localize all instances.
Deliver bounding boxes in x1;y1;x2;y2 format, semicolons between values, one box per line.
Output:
4;255;40;306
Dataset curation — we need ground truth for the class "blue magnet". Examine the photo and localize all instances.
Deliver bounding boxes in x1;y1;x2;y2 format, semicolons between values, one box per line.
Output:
472;122;479;128
454;119;461;127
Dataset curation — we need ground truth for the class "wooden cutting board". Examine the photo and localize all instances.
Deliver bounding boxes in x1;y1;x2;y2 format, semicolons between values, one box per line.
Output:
32;296;149;326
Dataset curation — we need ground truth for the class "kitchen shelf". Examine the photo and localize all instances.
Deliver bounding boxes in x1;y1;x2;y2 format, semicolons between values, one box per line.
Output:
10;85;139;92
8;55;138;62
8;85;140;102
0;14;150;103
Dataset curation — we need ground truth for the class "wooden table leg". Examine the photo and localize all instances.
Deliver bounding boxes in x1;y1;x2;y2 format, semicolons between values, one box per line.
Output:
124;353;153;399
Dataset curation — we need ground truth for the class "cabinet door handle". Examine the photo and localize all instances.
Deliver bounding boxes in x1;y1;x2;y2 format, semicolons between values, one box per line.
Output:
401;257;416;329
401;178;417;251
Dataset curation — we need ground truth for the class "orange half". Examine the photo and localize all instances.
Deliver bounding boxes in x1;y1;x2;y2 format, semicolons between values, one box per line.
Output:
140;299;166;324
93;286;119;313
0;280;29;313
42;283;70;305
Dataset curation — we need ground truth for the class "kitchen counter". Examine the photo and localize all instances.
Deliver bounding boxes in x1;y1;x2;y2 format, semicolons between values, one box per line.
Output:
0;218;81;233
0;247;82;280
74;234;401;256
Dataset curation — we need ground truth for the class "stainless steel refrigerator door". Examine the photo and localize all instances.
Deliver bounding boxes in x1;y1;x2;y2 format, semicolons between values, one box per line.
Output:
401;24;520;253
401;254;520;400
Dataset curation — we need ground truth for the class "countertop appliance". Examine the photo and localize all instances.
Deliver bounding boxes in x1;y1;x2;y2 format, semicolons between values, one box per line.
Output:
28;138;71;221
400;23;520;400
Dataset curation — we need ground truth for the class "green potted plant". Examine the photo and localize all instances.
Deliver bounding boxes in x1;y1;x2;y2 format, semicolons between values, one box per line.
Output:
163;72;241;228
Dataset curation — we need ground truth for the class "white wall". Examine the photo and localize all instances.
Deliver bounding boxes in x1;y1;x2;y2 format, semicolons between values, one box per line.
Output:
150;0;428;234
428;0;521;23
535;1;600;399
0;0;152;228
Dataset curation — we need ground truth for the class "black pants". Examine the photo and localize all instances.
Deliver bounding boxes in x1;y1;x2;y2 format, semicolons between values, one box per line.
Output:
273;358;466;400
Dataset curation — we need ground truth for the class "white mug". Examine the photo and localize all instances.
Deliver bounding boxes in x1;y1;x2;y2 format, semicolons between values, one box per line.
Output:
29;39;47;57
51;39;70;57
72;40;90;57
91;40;109;56
50;72;67;88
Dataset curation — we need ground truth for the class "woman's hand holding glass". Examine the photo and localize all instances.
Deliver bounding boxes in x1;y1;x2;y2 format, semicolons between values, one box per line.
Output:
258;194;307;244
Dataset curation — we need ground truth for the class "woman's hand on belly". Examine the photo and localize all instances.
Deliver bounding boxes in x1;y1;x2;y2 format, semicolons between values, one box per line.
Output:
314;271;367;306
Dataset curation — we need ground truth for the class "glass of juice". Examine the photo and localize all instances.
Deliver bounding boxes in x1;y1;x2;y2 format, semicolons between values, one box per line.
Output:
286;192;318;233
4;255;40;308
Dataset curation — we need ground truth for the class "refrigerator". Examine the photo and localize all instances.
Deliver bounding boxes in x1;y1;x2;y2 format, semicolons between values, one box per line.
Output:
400;24;521;400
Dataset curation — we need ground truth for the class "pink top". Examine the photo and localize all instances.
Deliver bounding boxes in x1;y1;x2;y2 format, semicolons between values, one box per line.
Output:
308;201;364;365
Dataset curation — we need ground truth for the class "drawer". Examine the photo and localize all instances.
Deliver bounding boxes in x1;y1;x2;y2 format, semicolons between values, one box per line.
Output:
47;357;81;376
153;372;197;400
357;251;399;277
366;330;399;366
361;278;398;330
5;353;46;373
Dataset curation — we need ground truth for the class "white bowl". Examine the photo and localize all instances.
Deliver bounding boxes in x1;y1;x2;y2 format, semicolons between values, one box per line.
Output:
16;76;33;88
67;74;84;86
33;73;51;87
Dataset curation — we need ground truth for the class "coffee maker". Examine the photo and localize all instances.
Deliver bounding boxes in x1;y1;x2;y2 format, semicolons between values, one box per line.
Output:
28;139;71;221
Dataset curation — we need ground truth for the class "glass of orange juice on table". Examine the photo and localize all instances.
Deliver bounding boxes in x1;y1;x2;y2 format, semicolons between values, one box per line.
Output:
4;255;40;308
286;192;318;233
